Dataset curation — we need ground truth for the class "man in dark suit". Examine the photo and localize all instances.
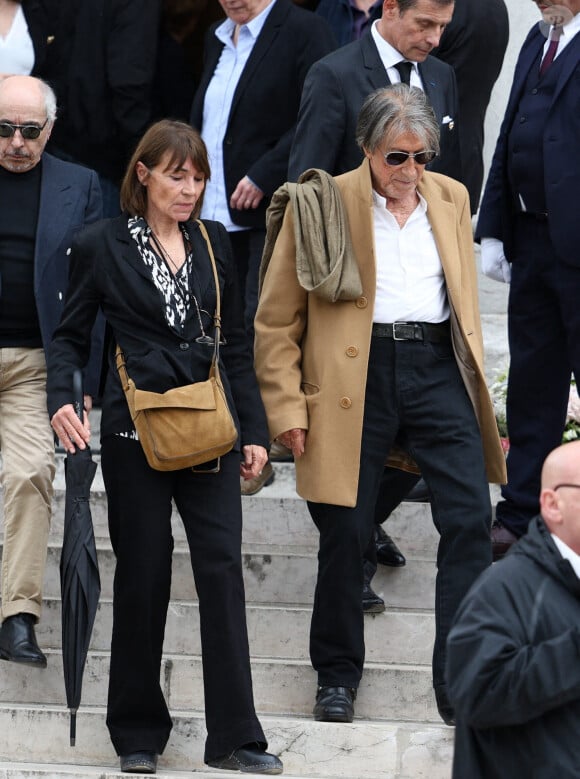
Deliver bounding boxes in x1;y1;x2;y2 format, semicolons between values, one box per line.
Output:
190;0;335;494
288;0;461;182
0;75;102;668
477;0;580;558
43;0;161;216
432;0;509;213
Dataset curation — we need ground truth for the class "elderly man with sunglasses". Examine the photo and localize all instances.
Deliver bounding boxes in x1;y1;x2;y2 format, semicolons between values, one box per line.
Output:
255;85;506;727
0;75;102;666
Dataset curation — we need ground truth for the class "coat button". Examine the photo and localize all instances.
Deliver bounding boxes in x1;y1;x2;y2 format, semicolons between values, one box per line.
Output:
339;396;352;409
179;342;190;350
346;346;359;357
519;116;526;123
355;296;368;308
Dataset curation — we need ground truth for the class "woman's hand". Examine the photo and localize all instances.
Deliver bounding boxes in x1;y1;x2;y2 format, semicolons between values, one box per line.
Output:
51;404;91;454
241;444;268;480
277;429;306;459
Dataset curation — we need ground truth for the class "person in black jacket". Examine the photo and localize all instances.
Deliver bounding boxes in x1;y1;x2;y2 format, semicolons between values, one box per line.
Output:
446;440;580;778
42;0;161;216
47;120;282;776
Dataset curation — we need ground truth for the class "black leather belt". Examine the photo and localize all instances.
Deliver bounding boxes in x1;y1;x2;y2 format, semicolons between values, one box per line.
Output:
372;321;451;342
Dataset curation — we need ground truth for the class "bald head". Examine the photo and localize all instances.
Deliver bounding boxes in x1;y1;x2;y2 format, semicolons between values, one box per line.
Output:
0;76;56;173
540;441;580;552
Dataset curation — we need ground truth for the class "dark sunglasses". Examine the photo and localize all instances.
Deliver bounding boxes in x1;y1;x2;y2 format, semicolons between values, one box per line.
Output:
0;117;49;140
383;149;437;166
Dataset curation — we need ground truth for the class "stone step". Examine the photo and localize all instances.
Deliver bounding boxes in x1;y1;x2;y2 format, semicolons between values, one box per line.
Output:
1;651;438;723
1;540;437;610
35;597;434;665
9;460;500;557
0;706;454;779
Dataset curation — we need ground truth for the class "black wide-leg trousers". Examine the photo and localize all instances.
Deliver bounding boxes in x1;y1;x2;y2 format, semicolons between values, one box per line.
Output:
101;439;265;761
308;335;492;692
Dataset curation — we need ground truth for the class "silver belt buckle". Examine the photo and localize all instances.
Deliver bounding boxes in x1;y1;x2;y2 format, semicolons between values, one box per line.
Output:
392;321;411;340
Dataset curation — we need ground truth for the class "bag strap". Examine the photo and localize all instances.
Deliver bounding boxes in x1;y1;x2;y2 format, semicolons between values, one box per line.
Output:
116;220;225;386
196;219;223;366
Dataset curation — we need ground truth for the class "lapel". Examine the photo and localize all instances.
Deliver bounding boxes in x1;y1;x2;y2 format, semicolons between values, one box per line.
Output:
35;154;76;284
338;160;377;298
418;57;445;121
506;26;545;117
229;0;287;118
551;28;580;105
417;174;462;313
192;35;224;127
360;32;392;90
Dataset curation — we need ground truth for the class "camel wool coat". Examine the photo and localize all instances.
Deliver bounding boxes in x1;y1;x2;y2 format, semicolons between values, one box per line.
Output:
254;160;507;507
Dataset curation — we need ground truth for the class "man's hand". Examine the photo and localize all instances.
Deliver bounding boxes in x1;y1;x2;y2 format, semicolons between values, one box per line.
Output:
277;429;306;459
51;404;91;454
481;237;511;283
230;176;264;211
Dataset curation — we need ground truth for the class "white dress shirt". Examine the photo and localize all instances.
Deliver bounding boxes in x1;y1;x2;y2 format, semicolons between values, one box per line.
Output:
370;21;423;90
371;190;449;324
201;0;276;231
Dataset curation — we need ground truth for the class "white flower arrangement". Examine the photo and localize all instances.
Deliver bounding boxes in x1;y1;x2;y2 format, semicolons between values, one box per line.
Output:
489;369;580;442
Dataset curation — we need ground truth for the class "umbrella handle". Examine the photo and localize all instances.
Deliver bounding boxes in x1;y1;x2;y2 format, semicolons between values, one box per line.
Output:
73;370;84;422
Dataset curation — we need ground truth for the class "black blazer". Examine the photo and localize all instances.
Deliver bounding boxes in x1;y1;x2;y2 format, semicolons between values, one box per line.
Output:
46;217;269;449
288;31;462;182
21;0;51;76
190;0;336;229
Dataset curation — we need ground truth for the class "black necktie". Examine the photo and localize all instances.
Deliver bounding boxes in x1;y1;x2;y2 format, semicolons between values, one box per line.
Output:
395;60;413;85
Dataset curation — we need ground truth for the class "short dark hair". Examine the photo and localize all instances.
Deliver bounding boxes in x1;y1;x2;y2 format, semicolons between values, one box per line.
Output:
396;0;453;12
120;119;211;217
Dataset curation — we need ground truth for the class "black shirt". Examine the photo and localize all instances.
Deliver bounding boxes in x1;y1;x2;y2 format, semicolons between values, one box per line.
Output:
0;162;42;347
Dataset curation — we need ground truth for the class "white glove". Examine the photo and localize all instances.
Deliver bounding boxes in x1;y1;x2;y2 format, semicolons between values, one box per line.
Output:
481;237;511;283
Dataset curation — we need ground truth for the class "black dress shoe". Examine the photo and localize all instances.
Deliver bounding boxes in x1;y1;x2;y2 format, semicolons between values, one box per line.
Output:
206;743;283;774
403;477;431;502
120;751;157;773
491;519;519;561
434;685;456;727
0;613;47;667
362;581;385;613
313;685;356;722
374;525;406;567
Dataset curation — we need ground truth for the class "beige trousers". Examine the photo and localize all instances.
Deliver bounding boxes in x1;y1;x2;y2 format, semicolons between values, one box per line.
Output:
0;348;55;621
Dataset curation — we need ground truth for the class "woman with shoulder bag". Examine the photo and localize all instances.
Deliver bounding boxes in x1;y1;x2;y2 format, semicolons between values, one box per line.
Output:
47;120;282;776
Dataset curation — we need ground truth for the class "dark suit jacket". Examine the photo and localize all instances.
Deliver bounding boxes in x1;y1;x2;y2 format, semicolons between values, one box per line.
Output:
190;0;336;229
476;24;580;266
46;217;269;449
44;0;161;181
22;0;51;76
32;153;103;395
433;0;509;212
288;31;462;181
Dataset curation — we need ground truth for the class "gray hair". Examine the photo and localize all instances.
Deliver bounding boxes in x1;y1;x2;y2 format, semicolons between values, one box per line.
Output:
38;79;57;123
396;0;453;12
355;84;440;155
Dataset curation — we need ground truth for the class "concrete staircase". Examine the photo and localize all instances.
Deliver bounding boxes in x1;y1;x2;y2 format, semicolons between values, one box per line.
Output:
0;263;509;779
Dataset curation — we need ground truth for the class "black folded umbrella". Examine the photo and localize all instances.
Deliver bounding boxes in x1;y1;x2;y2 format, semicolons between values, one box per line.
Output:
60;370;100;746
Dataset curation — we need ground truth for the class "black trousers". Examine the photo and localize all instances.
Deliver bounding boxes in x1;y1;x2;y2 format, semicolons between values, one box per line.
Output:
101;438;265;761
308;335;491;692
496;215;580;535
227;228;266;341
